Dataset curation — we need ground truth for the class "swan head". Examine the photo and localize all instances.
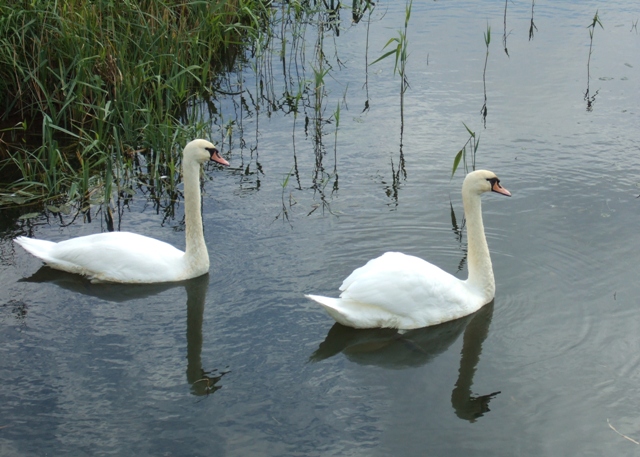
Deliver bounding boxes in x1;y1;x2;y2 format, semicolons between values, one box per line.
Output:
462;170;511;197
184;139;230;167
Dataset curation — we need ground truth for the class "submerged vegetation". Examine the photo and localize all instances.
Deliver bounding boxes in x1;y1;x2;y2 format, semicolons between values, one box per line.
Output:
0;0;268;209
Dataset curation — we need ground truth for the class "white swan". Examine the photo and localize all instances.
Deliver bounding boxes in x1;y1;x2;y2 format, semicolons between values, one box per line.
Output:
14;139;229;283
305;170;511;329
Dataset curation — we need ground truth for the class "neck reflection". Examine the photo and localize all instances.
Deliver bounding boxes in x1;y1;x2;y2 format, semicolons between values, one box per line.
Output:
22;267;229;397
311;302;499;422
184;273;229;396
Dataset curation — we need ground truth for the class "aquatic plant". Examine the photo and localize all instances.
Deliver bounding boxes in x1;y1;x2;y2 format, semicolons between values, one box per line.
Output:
584;10;603;111
368;0;412;205
370;0;412;136
451;123;479;179
529;0;538;41
361;0;376;113
502;0;510;57
481;24;491;127
276;167;295;226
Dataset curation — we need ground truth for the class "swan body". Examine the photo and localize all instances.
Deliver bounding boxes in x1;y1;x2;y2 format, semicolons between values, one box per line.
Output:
15;139;229;283
306;170;511;329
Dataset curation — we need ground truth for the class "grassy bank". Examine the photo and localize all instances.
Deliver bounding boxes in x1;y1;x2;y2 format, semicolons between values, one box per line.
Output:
0;0;268;208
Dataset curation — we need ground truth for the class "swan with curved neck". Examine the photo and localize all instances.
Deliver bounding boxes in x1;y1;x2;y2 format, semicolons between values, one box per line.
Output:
305;170;511;329
14;139;229;283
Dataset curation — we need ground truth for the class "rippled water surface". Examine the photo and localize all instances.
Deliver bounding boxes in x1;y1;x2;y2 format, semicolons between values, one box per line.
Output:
2;1;640;455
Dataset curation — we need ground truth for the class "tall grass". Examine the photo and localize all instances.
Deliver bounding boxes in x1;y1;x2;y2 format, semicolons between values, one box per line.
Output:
0;0;269;208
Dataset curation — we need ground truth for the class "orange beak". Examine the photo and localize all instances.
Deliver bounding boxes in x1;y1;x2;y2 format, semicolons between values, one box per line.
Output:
210;149;229;167
491;180;511;197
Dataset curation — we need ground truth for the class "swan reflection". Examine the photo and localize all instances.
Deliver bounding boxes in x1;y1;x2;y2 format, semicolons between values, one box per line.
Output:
184;273;229;396
21;268;227;396
311;302;499;422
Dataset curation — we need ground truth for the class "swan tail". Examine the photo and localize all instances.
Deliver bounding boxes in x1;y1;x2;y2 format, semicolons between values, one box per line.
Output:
305;294;341;309
305;294;348;321
14;236;83;275
14;236;57;262
305;294;364;328
306;293;409;329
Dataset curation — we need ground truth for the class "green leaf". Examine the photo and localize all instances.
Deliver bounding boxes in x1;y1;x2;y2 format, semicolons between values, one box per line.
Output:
484;25;491;46
451;149;463;180
381;36;401;50
463;122;475;138
405;0;413;24
282;168;293;189
18;212;41;220
369;48;399;66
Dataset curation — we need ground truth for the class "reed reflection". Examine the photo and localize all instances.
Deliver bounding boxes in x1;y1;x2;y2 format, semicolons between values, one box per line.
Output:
311;303;499;422
21;268;227;396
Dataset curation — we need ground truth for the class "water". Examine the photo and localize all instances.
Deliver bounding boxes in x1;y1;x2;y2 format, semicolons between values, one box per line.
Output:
2;1;640;455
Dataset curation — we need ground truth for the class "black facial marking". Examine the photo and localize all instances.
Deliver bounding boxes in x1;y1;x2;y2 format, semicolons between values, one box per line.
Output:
205;147;220;161
487;177;501;190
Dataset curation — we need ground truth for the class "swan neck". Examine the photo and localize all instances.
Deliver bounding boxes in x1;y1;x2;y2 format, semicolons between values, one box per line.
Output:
182;158;208;266
462;191;495;301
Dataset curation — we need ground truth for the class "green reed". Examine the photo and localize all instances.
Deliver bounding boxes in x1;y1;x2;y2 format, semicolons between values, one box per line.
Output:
371;0;412;133
0;0;268;208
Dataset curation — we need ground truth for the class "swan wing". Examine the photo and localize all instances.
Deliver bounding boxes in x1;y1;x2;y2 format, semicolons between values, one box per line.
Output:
335;252;477;328
16;233;186;283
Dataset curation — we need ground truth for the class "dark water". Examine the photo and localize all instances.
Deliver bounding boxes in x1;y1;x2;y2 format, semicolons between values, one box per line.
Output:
2;1;640;455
